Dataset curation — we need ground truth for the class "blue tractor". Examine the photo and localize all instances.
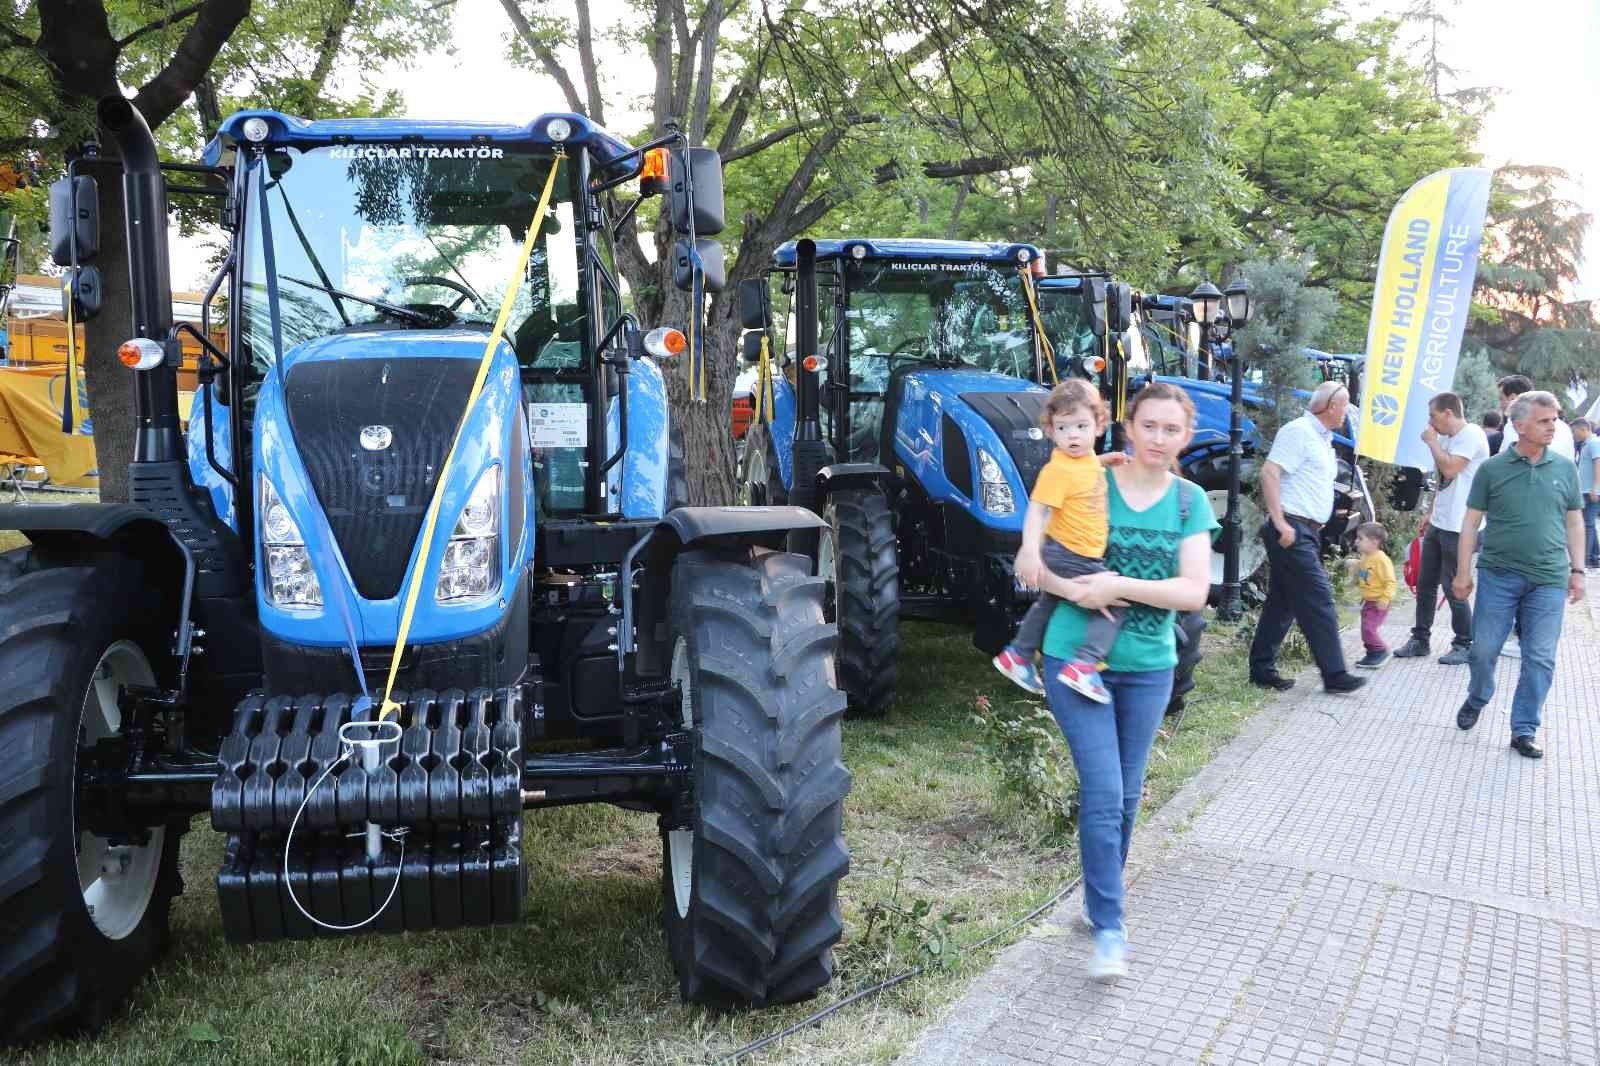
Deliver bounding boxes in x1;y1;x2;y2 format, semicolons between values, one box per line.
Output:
0;97;852;1043
733;239;1132;714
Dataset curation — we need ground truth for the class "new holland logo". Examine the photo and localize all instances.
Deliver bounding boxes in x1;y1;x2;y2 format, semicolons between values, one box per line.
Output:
360;425;394;451
1371;394;1400;427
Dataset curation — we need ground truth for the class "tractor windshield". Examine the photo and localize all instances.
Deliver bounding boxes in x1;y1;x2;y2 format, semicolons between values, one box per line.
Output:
239;146;581;377
842;259;1041;387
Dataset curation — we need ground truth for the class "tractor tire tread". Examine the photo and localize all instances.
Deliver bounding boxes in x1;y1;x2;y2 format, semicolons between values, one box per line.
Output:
663;548;851;1007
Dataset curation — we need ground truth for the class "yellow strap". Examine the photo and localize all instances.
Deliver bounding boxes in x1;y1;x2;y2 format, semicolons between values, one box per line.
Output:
753;333;775;424
63;276;76;428
378;151;564;721
1019;268;1056;386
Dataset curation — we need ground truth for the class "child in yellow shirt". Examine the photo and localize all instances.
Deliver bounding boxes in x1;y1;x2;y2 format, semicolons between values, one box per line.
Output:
992;380;1125;703
1351;521;1397;668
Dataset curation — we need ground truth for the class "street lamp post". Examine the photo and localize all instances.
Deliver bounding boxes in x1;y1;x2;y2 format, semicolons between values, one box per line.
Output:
1190;277;1252;622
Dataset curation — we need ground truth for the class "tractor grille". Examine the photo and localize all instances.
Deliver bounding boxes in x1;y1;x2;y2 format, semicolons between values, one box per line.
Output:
285;357;479;600
961;391;1054;488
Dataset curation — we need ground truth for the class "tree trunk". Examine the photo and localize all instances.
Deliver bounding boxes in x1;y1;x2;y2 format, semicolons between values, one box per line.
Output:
81;153;136;504
661;287;740;506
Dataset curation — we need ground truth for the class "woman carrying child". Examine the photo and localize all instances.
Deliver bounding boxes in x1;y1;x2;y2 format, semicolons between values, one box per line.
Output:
1020;382;1215;981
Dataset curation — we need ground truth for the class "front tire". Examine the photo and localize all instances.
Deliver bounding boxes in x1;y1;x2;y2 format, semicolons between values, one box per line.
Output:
1198;476;1266;600
660;548;851;1006
736;425;787;506
0;552;184;1045
820;490;899;717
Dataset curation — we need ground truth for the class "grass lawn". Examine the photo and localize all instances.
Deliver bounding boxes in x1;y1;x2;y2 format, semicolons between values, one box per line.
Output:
5;505;1278;1065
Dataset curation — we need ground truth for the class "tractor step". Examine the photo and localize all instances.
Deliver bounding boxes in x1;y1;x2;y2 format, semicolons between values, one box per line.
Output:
212;687;526;940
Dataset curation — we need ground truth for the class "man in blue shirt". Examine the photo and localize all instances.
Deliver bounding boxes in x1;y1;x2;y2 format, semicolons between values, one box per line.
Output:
1575;418;1600;568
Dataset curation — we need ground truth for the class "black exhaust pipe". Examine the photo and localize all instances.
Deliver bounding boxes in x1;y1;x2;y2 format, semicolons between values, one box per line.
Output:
98;95;181;463
794;238;821;444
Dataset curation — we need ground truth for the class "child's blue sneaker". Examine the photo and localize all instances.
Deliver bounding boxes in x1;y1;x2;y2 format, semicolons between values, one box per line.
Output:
992;647;1044;695
1087;928;1128;982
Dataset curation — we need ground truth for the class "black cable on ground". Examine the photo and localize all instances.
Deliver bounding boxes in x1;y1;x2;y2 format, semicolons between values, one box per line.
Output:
710;873;1085;1065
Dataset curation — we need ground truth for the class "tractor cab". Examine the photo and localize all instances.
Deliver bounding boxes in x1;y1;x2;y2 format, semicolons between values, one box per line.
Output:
733;239;1138;697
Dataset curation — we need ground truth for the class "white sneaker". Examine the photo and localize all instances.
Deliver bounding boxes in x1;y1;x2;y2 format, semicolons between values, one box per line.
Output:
1086;928;1128;982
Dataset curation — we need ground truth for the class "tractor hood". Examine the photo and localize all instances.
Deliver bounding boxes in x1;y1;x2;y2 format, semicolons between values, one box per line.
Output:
278;328;515;602
887;366;1048;532
279;326;512;373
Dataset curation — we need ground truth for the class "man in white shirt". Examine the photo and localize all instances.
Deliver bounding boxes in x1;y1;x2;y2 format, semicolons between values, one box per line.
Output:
1497;374;1575;461
1249;381;1366;694
1393;391;1490;665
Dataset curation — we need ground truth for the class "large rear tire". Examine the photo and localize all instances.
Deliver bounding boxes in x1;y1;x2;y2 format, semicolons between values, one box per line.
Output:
660;548;851;1006
820;490;898;717
0;551;184;1045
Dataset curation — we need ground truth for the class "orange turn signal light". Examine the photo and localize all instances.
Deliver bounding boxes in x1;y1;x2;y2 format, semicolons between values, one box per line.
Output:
119;338;165;370
802;355;828;373
1082;356;1107;374
641;148;670;194
643;326;687;359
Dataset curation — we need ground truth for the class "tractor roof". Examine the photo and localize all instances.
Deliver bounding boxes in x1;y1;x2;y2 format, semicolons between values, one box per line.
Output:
772;237;1042;268
202;111;636;168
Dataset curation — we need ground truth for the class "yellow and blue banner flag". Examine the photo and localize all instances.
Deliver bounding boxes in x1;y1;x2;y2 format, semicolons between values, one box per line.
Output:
1359;167;1492;469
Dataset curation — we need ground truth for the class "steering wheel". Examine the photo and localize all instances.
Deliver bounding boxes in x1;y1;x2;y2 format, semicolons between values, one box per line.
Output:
400;274;483;313
887;336;928;361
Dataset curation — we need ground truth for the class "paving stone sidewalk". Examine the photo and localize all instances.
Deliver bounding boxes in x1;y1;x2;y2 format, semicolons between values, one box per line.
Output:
904;577;1600;1066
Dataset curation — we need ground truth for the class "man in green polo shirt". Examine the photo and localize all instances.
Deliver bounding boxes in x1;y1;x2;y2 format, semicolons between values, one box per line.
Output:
1452;391;1586;759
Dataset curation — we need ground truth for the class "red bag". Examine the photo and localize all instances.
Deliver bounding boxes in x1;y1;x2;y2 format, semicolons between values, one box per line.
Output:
1404;535;1423;592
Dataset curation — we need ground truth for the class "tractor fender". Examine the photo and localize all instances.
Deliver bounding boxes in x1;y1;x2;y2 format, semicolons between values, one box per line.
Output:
816;463;890;499
0;502;189;571
657;504;826;552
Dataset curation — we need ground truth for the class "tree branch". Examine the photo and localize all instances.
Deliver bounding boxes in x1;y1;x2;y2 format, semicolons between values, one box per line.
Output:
1;21;35;49
0;73;57;116
115;2;205;48
574;0;604;123
131;0;252;128
304;0;356;102
688;0;722;141
497;0;585;114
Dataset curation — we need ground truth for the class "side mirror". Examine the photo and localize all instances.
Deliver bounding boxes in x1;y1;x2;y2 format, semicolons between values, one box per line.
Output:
1389;466;1424;511
669;147;725;237
742;330;765;364
1086;278;1108;339
672;237;725;293
61;265;103;322
49;174;99;264
738;278;771;331
1107;282;1133;334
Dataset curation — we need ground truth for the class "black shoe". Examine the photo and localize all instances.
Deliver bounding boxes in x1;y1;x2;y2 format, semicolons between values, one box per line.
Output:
1510;735;1543;759
1250;673;1296;691
1456;701;1482;731
1392;637;1430;658
1356;650;1390;669
1324;673;1366;694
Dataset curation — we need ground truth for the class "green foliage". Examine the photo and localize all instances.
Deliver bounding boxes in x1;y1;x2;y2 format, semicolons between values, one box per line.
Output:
1450;345;1502;422
1232;256;1338;439
1467;165;1600;391
970;692;1077;839
857;856;966;976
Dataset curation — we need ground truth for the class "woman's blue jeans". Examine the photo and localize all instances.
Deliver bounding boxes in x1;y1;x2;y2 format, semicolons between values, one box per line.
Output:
1042;660;1173;934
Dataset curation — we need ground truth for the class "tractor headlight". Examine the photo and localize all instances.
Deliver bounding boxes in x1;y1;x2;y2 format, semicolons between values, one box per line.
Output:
977;448;1016;515
259;476;322;609
436;466;501;604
